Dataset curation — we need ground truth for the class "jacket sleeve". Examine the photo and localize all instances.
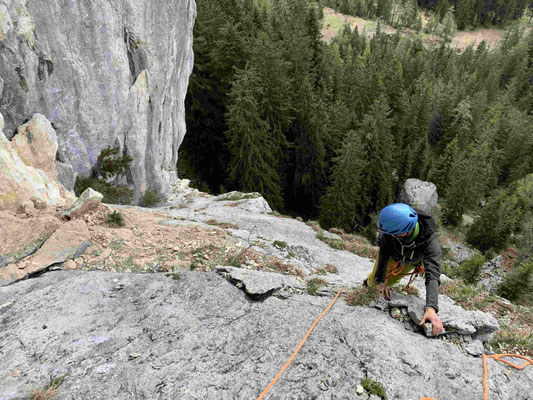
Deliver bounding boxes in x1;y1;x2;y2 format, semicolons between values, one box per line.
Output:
375;234;391;284
423;233;442;313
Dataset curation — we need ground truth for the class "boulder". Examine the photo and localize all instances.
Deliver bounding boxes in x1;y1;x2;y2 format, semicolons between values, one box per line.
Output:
0;0;196;201
398;178;438;215
0;219;90;284
0;113;75;212
0;211;62;268
10;114;58;179
62;188;104;219
55;161;77;192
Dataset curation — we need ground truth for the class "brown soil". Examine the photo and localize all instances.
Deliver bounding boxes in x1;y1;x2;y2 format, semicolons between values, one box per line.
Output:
72;205;305;277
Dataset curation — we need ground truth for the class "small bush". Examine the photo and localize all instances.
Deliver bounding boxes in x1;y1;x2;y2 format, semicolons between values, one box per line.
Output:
75;177;132;204
497;262;533;305
455;254;485;285
141;190;160;207
106;210;125;227
306;278;328;295
361;377;386;399
344;286;380;307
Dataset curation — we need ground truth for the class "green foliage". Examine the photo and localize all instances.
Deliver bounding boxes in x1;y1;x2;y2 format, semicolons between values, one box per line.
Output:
75;177;133;205
497;263;533;305
467;175;533;253
106;210;125;227
141;190;160;207
455;254;485;285
225;65;284;209
306;277;328;295
361;377;386;399
95;146;132;180
184;0;533;233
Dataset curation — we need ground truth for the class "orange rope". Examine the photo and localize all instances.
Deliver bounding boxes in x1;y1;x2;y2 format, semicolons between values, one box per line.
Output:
482;354;532;400
255;287;344;400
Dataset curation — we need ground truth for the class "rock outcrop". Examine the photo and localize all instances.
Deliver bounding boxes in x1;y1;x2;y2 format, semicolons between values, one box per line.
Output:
0;270;531;399
0;113;74;212
398;178;439;215
0;219;91;284
0;0;196;200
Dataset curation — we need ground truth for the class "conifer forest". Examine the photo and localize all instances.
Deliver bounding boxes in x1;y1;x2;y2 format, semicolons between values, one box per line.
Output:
180;0;533;256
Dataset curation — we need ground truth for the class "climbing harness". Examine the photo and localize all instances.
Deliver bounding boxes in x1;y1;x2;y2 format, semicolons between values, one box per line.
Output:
386;260;425;290
255;287;344;400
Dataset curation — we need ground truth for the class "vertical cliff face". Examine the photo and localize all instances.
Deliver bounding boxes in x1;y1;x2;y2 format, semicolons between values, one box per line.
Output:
0;0;196;200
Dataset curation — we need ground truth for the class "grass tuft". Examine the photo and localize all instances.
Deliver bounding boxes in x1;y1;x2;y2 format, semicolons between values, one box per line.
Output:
344;286;380;307
106;210;125;227
306;277;328;295
29;375;68;400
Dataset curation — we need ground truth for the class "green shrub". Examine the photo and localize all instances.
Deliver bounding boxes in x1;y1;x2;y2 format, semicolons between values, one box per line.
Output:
141;190;160;207
106;210;125;227
75;177;133;204
95;146;132;180
497;262;533;305
455;254;485;285
361;377;386;399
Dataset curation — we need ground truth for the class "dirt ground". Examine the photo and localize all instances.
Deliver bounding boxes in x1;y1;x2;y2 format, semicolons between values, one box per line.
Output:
69;205;305;277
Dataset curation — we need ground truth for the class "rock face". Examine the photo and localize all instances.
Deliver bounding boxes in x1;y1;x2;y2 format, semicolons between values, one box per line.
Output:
0;113;74;211
0;0;196;200
398;178;439;215
0;270;531;400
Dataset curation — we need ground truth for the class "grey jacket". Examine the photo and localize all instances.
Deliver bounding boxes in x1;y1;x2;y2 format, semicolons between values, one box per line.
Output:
375;212;442;312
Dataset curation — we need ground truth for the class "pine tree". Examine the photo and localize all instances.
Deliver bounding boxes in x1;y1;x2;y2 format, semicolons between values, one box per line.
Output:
356;94;395;227
319;130;366;232
225;65;283;209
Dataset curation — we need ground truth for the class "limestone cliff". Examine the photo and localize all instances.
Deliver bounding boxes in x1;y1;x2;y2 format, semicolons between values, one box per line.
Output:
0;0;196;200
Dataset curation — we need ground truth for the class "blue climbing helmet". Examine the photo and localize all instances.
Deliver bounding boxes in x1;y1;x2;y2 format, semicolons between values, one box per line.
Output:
377;203;418;235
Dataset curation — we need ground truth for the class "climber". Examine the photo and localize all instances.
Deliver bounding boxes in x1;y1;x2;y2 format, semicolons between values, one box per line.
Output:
365;203;444;335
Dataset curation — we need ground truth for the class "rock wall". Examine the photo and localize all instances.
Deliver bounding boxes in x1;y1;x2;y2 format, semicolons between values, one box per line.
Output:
0;0;196;201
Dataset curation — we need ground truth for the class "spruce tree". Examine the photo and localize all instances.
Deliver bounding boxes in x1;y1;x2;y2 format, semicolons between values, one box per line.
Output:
225;65;283;209
319;130;366;232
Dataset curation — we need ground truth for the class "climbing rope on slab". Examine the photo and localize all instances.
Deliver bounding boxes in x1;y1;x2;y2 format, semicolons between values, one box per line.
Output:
482;354;532;400
255;287;344;400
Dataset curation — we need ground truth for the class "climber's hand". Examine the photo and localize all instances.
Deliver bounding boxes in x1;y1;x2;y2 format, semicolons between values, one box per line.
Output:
376;282;392;300
419;307;444;336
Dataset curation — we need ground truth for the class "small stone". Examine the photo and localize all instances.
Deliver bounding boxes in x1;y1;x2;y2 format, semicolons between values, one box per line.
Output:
356;384;365;394
12;370;20;377
465;340;485;357
129;353;141;359
63;260;78;270
391;307;401;319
